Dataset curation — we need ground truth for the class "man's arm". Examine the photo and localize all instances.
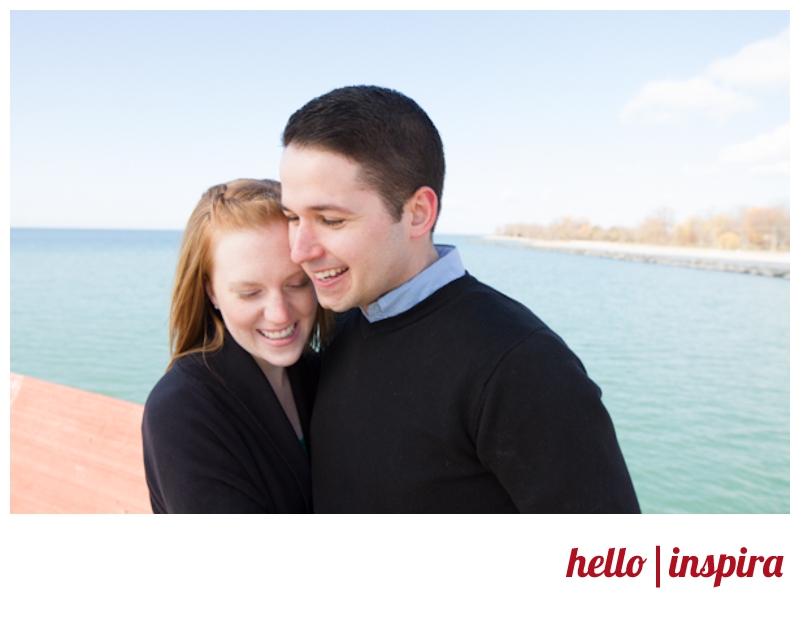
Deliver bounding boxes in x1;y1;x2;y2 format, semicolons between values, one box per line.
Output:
474;329;641;514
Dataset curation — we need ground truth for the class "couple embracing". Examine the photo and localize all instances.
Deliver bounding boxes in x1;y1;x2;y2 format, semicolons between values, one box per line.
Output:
142;85;640;514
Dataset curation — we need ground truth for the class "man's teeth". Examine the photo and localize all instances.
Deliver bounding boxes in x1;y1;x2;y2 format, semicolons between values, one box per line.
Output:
259;323;296;339
315;267;347;281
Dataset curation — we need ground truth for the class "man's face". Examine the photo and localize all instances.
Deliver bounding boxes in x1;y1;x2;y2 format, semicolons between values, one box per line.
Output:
280;145;416;313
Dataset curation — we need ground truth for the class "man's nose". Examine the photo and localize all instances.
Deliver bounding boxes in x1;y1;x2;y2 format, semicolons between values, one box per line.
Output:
289;221;324;265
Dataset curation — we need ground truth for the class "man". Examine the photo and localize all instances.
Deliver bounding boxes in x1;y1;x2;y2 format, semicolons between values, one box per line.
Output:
279;85;640;513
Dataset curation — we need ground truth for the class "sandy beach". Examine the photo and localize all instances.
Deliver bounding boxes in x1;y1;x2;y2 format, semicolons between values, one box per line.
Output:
479;236;790;278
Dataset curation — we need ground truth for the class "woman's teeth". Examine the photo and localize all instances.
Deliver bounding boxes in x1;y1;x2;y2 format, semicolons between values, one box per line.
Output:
258;323;296;340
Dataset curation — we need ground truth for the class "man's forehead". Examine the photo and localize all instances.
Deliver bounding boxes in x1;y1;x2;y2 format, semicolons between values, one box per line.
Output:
280;148;382;200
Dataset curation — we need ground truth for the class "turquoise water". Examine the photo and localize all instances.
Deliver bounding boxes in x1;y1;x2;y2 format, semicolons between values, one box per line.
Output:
11;229;179;404
10;229;789;514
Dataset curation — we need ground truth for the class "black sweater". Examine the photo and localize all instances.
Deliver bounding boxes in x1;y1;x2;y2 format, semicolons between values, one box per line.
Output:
310;274;640;513
142;332;319;513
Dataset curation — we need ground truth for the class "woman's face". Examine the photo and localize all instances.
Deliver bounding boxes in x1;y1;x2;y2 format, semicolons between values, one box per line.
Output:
206;221;317;372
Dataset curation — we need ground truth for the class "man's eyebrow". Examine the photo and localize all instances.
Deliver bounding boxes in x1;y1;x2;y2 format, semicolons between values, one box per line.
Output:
280;204;354;214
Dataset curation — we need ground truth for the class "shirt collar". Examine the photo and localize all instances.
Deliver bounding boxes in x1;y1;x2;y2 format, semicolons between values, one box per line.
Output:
361;244;466;323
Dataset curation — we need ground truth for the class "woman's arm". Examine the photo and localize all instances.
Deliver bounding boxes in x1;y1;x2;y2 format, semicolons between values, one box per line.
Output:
141;372;274;514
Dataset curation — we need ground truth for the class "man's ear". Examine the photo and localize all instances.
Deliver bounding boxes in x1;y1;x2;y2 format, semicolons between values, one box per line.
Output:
405;186;438;239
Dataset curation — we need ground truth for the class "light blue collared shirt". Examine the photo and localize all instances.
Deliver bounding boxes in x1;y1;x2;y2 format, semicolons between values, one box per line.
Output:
361;245;466;323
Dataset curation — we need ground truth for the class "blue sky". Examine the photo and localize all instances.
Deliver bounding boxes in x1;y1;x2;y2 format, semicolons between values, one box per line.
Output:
10;10;790;234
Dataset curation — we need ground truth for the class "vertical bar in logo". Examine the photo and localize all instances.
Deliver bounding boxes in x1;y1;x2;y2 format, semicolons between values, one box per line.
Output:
656;545;661;588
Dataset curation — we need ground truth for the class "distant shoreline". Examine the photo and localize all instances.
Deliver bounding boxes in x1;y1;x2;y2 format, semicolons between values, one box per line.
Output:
476;236;790;279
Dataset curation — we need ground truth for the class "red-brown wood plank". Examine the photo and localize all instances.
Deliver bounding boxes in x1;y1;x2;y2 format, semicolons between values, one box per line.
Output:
10;373;152;514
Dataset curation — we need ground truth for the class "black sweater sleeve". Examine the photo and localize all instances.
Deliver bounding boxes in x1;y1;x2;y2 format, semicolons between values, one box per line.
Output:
141;372;273;514
475;329;641;514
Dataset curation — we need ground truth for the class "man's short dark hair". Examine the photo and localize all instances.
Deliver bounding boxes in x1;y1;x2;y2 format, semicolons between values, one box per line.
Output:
282;85;445;228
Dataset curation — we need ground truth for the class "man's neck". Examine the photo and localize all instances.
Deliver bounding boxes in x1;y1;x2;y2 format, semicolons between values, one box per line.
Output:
415;241;441;275
360;242;440;313
359;243;465;321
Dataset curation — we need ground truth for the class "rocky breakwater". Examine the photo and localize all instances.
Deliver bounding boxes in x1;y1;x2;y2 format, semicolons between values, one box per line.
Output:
478;237;790;279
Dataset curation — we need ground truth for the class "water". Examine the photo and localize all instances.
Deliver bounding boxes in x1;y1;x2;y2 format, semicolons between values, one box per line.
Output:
10;229;789;514
11;229;181;404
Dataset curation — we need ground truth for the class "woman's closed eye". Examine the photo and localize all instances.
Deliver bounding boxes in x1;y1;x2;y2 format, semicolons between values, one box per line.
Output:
288;277;312;289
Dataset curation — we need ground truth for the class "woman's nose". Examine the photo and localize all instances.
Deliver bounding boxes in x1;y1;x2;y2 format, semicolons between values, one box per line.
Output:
263;293;291;325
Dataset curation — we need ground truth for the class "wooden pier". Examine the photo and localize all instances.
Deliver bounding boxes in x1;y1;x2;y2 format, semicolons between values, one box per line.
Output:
10;373;151;514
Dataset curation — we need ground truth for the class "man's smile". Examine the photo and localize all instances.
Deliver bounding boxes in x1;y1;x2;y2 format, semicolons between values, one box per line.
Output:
312;267;348;283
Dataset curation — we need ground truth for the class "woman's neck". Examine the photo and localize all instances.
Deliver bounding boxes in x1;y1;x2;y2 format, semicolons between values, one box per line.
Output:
255;358;288;392
253;357;303;440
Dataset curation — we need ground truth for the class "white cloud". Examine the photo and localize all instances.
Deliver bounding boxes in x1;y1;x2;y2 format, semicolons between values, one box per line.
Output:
616;163;644;174
718;123;789;177
621;29;787;124
540;187;558;198
747;162;789;176
681;123;789;179
707;29;789;90
682;164;722;177
620;76;756;123
719;123;789;163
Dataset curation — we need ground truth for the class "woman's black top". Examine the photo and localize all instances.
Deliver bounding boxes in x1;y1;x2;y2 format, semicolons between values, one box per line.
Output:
141;332;319;513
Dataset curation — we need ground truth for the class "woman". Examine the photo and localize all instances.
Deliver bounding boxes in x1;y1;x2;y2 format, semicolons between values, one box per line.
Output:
142;179;333;513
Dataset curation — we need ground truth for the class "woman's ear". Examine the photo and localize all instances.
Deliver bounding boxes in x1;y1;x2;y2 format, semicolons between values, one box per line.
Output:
205;279;218;309
405;186;438;239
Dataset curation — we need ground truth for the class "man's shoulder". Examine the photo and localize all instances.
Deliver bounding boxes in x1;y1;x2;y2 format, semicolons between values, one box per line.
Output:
448;274;549;332
327;274;554;352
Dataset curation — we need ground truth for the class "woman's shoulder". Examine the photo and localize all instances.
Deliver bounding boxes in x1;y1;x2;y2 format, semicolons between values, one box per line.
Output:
143;354;223;424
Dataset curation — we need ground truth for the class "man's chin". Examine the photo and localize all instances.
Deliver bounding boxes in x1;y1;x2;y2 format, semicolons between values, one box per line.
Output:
316;293;352;314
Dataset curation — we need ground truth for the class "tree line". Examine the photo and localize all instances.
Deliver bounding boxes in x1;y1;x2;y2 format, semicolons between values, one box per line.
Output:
498;206;790;251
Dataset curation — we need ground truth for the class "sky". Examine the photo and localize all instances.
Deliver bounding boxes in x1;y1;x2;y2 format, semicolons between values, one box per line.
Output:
10;10;791;234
